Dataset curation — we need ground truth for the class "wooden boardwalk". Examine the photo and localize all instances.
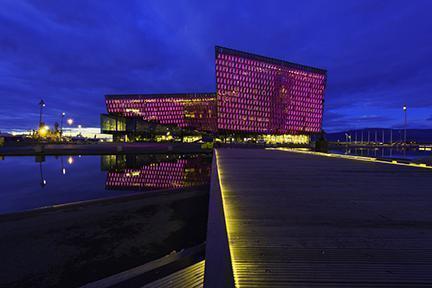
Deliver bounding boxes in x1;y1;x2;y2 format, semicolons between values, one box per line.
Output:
142;260;204;288
205;148;432;287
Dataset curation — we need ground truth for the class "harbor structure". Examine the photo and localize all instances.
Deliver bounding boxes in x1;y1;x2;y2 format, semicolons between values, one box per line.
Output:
101;46;327;144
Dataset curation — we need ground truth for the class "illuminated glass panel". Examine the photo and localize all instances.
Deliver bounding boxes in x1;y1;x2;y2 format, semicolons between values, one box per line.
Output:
105;93;217;132
215;47;326;134
100;114;126;132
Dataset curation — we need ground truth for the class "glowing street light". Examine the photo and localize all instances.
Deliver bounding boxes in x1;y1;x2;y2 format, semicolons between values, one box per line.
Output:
38;125;50;137
77;125;83;136
344;133;351;143
60;112;66;136
67;118;74;126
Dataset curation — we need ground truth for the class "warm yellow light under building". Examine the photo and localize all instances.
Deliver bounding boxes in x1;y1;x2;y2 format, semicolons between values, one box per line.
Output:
260;134;310;145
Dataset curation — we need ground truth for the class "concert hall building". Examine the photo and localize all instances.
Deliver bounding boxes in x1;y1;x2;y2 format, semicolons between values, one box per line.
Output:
101;46;326;144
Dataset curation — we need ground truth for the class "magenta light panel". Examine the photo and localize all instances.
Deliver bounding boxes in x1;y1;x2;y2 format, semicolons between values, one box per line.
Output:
215;46;326;134
105;93;217;132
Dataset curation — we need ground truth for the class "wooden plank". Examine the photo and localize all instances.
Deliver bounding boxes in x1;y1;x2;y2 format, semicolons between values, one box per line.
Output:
213;148;432;287
80;244;205;288
142;260;205;288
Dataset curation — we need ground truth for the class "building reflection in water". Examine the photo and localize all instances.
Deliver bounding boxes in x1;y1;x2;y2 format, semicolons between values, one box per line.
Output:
101;154;212;191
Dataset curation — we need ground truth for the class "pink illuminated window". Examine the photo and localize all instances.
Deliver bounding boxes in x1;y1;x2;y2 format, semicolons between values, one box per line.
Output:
105;93;217;132
215;47;326;134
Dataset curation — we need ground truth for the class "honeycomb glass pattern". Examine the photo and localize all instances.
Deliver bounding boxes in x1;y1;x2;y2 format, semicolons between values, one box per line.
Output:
105;93;217;132
215;47;326;134
105;157;211;191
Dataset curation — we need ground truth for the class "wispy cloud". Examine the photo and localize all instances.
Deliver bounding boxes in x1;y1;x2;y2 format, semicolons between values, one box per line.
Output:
1;0;431;131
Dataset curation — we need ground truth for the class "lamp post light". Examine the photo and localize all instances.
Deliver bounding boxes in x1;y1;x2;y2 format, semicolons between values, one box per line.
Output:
60;112;66;136
38;99;45;127
64;118;74;139
38;125;50;137
403;105;407;144
344;132;352;144
77;125;82;137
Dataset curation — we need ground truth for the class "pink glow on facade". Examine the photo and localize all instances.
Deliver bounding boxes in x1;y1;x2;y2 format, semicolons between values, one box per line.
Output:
105;93;217;132
216;47;326;134
106;159;210;190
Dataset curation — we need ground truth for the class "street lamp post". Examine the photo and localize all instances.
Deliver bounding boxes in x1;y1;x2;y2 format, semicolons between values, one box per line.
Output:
39;99;45;127
403;105;407;144
60;112;66;136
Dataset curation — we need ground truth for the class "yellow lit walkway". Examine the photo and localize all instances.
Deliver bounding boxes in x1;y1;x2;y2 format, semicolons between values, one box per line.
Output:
205;148;432;287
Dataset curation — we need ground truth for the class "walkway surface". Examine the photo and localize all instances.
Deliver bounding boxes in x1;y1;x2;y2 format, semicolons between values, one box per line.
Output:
206;148;432;287
142;260;204;288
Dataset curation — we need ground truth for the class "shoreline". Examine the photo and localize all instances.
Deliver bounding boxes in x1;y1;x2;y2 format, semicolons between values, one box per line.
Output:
0;142;211;156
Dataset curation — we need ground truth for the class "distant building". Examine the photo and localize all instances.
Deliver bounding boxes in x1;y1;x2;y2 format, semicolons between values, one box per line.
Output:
215;46;326;135
101;93;216;142
101;46;327;144
0;132;25;145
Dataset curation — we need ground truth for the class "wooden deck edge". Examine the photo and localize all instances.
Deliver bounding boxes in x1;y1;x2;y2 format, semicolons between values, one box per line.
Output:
203;150;235;288
142;260;205;288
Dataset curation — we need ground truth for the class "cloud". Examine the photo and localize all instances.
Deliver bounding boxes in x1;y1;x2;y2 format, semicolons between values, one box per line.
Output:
1;0;432;131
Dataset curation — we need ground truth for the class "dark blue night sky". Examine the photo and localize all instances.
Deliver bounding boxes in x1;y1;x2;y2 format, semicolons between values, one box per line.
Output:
1;0;431;132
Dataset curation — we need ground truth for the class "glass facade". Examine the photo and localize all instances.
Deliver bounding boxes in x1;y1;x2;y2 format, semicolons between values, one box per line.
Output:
105;93;217;132
215;46;326;134
101;46;327;141
100;114;126;132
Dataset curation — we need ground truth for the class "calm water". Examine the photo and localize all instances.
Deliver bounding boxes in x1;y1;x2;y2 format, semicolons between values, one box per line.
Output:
0;153;212;214
0;153;212;287
330;147;432;161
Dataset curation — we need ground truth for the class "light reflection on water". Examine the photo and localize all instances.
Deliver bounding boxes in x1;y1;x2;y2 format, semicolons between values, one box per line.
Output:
0;154;212;214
